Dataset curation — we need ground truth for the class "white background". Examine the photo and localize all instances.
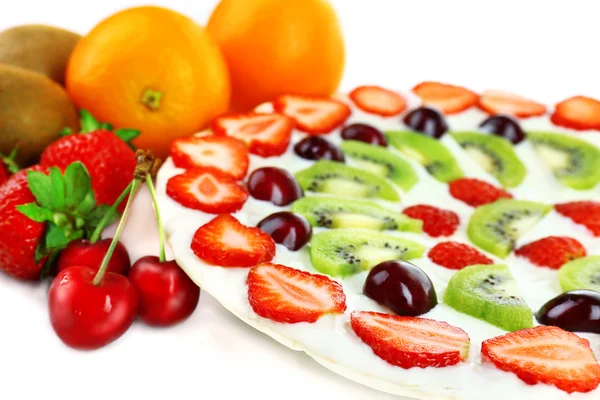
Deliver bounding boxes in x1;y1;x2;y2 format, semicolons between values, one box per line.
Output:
0;1;599;400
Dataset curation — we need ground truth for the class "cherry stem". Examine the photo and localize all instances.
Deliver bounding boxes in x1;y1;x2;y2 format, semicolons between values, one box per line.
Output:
89;181;133;244
145;175;166;263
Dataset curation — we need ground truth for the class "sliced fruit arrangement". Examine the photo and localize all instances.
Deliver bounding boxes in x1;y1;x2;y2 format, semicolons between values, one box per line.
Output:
449;177;512;207
551;96;600;131
273;94;351;135
558;256;600;292
348;85;407;117
477;90;546;118
411;81;478;115
555;201;600;236
428;241;493;270
402;204;459;237
515;236;586;270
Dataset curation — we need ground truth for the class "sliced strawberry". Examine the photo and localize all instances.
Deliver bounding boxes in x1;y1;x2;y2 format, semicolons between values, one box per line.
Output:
273;94;351;135
412;81;478;115
191;214;275;267
478;90;546;118
166;168;249;214
428;241;493;270
555;201;600;237
481;326;600;393
449;178;512;207
551;96;600;131
247;263;347;323
515;236;586;269
170;135;249;180
350;311;470;369
402;205;459;237
212;113;294;157
349;85;407;117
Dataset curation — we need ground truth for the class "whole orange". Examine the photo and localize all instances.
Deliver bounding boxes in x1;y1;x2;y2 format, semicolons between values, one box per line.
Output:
207;0;345;111
66;6;230;159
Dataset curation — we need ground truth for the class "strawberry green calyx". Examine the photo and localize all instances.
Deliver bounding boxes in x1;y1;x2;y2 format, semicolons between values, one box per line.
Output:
0;143;21;174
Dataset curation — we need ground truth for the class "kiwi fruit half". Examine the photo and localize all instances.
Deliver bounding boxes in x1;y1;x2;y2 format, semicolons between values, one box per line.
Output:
291;196;422;232
558;256;600;292
309;229;426;277
450;132;526;188
295;160;400;201
467;199;551;258
385;131;463;183
444;264;533;332
527;132;600;190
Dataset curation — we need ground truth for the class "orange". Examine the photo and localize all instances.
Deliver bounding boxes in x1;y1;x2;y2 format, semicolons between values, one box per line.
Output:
66;6;230;159
207;0;345;111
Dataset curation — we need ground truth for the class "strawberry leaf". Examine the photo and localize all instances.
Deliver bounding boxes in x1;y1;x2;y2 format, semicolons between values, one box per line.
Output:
59;127;73;137
27;170;53;209
80;110;103;133
64;162;93;210
115;128;141;143
49;167;66;211
16;203;54;223
85;205;119;238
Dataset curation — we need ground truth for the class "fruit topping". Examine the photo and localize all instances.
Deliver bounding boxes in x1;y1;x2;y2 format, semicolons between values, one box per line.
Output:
481;326;600;393
467;199;551;258
166;167;249;213
291;196;422;232
211;112;294;157
412;81;478;115
295;160;400;201
363;260;437;316
428;241;493;270
450;132;526;188
257;212;312;251
247;263;347;323
386;131;463;183
191;214;276;267
449;178;513;207
350;311;470;369
558;256;600;292
555;201;600;236
528;132;600;190
444;264;533;331
402;106;449;139
551;96;600;131
477;90;546;118
273;94;351;135
515;236;586;270
479;115;526;144
170;135;250;180
340;140;418;191
57;239;131;275
293;136;345;162
340;123;388;146
537;290;600;334
402;204;459;237
248;167;303;206
309;229;425;277
349;85;407;117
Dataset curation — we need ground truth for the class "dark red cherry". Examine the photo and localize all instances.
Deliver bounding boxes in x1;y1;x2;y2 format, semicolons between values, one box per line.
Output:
479;115;525;144
363;260;437;316
56;239;131;275
293;137;345;162
340;123;387;146
402;106;448;139
536;290;600;334
257;212;312;251
247;167;303;206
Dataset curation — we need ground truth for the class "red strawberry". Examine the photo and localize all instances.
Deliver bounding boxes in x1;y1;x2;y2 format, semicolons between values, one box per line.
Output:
515;236;586;269
273;94;351;135
449;178;512;207
191;214;275;267
551;96;600;131
481;326;600;393
349;85;407;117
212;113;294;157
247;263;346;323
170;135;249;180
402;205;459;237
166;168;249;214
478;90;546;118
412;81;478;115
428;241;493;270
555;201;600;237
350;311;470;369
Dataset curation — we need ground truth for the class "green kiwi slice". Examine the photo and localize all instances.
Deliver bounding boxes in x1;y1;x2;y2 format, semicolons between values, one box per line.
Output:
528;132;600;190
339;140;418;191
450;132;526;188
295;160;400;201
443;264;533;332
291;196;422;232
558;256;600;292
467;199;551;258
385;131;463;183
309;229;426;277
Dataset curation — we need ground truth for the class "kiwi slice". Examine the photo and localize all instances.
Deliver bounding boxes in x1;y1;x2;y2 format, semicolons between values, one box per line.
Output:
467;199;551;258
291;196;422;232
444;264;533;332
295;160;400;201
309;229;426;277
450;132;526;188
558;256;600;292
528;132;600;190
339;140;418;191
385;131;463;183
